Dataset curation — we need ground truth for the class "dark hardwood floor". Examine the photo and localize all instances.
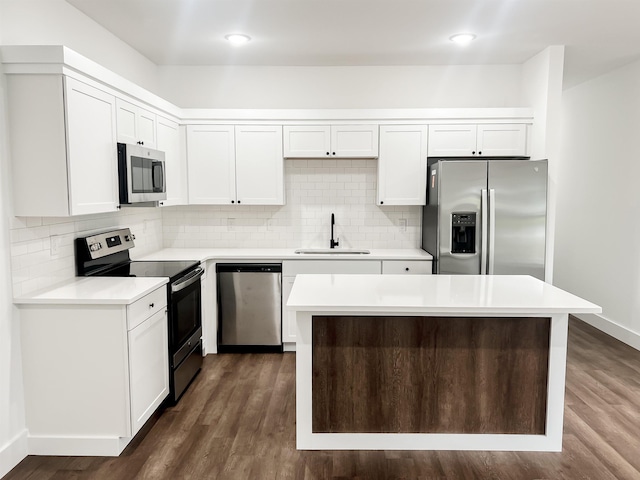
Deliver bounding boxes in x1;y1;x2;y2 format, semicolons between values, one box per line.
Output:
5;316;640;480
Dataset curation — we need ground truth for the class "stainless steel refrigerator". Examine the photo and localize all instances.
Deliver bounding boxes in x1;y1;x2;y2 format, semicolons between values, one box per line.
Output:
422;159;547;280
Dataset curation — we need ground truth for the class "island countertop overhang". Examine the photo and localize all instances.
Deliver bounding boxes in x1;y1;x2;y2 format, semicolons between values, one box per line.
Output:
287;274;602;315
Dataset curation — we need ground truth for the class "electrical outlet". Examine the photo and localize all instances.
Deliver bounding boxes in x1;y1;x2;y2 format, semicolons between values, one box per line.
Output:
399;218;407;232
228;218;235;231
266;219;273;231
50;235;62;256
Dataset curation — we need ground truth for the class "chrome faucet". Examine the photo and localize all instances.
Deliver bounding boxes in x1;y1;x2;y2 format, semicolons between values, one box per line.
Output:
330;213;339;249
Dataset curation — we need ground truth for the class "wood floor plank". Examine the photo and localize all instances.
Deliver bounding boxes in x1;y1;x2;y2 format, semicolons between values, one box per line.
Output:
5;317;640;480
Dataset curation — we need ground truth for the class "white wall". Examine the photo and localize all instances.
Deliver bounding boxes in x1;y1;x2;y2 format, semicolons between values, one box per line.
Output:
0;49;28;480
0;0;159;94
555;58;640;348
156;64;524;109
522;46;565;283
163;160;420;249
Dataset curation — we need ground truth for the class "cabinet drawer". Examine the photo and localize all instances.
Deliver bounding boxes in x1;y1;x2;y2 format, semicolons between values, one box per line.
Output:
382;260;432;275
283;260;381;275
127;287;167;330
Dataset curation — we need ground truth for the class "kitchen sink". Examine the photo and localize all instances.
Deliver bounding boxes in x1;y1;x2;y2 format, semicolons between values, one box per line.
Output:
294;248;370;255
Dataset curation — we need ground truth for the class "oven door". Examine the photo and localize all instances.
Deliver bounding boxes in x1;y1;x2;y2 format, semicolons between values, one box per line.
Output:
170;266;204;367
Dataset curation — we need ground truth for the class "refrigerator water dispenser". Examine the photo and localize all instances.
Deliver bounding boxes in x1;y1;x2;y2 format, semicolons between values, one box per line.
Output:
451;213;476;254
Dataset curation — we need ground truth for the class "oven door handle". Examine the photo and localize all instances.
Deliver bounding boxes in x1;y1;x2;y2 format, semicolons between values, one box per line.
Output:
171;267;204;293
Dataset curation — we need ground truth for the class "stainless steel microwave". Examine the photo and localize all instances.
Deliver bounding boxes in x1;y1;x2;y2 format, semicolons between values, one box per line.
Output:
117;143;167;205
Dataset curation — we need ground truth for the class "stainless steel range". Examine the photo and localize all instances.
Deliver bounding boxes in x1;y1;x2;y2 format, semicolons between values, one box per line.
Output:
76;228;203;404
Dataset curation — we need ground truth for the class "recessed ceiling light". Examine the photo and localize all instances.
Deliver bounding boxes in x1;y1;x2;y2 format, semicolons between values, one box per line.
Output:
449;33;476;46
225;34;251;45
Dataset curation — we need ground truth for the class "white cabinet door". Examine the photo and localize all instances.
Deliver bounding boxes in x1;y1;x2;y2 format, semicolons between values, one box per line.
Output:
428;124;477;157
477;124;528;157
282;276;297;343
283;125;378;158
64;77;119;215
157;117;188;206
116;98;157;148
187;125;236;205
428;124;528;157
283;125;331;158
377;125;427;206
235;125;284;205
128;308;169;436
331;125;379;158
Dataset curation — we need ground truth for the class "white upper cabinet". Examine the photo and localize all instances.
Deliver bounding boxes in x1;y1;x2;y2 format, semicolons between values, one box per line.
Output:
7;74;119;216
377;125;428;206
476;124;528;157
235;125;284;205
187;125;236;205
116;98;157;148
157;116;188;206
427;125;477;157
428;124;528;157
331;125;379;158
283;125;378;158
187;125;284;205
283;125;331;158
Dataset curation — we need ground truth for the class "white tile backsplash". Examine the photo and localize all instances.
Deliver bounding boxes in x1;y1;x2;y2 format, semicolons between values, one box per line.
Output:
10;208;163;296
162;160;421;249
10;160;423;295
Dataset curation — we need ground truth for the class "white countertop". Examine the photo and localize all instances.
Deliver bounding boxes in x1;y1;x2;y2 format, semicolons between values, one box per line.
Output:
287;274;602;315
14;277;168;305
135;248;432;262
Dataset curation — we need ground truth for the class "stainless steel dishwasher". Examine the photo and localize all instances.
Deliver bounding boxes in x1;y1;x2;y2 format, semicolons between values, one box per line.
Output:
216;264;283;353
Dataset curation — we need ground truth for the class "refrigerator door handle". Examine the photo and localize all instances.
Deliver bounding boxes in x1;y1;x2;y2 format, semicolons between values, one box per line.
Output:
488;188;496;274
481;189;488;275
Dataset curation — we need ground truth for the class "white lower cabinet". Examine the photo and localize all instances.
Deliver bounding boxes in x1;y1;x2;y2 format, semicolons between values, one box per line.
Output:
282;275;297;343
19;286;169;456
128;308;170;434
281;260;382;348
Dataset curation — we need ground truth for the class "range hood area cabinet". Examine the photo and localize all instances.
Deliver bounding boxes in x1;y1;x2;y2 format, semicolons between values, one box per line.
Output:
428;124;529;157
7;74;120;217
283;125;379;158
186;125;284;205
116;98;158;149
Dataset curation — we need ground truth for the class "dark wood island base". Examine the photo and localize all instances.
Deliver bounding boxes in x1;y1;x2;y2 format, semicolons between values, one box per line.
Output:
312;316;551;435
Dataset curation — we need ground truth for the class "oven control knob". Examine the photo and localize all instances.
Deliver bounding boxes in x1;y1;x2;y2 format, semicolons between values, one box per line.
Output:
89;242;102;252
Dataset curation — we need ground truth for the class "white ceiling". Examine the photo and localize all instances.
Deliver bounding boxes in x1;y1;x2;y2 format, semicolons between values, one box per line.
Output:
65;0;640;88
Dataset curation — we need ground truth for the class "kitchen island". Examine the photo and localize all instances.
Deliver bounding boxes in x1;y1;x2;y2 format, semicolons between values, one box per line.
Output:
287;274;601;452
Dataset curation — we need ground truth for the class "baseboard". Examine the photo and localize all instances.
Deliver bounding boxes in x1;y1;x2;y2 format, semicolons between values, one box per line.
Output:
0;429;28;479
28;434;131;457
574;313;640;351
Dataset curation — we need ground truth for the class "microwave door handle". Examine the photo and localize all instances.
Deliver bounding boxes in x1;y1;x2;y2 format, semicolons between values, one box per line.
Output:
481;189;488;275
